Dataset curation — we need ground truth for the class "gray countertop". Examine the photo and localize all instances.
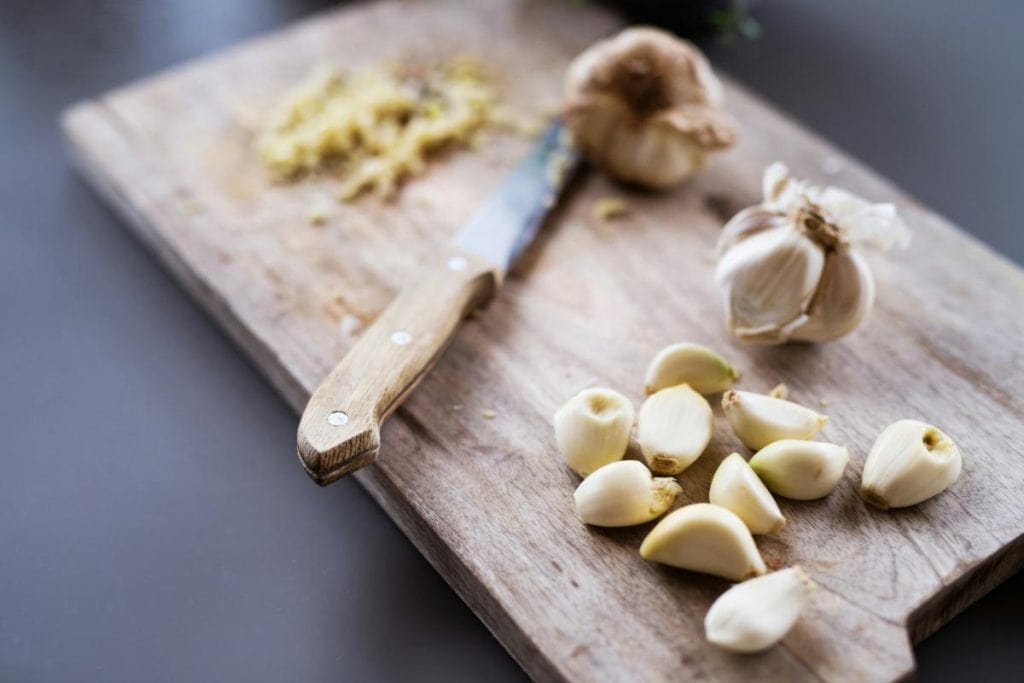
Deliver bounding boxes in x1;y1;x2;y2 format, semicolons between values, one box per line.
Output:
1;1;1020;680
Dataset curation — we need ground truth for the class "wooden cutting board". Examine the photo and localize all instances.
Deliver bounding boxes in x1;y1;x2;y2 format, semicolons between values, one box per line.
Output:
61;0;1024;679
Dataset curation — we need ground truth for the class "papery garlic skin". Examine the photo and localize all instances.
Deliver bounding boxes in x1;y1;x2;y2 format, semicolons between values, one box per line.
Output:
644;342;739;395
564;27;736;189
749;440;849;500
721;390;827;451
554;388;634;477
861;420;962;509
640;503;766;580
638;384;714;475
710;453;786;534
574;460;682;527
705;567;815;653
715;163;909;344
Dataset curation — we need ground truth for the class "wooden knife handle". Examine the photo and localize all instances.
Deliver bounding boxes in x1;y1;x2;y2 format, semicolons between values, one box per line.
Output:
296;250;500;485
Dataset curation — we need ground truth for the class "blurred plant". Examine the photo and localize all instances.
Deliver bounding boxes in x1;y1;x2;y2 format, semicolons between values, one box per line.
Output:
594;1;761;43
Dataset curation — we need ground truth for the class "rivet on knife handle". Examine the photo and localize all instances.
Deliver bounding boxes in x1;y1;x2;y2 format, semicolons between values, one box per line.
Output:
296;250;498;485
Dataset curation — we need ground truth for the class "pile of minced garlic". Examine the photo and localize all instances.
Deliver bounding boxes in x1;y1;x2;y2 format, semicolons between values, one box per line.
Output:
257;57;495;200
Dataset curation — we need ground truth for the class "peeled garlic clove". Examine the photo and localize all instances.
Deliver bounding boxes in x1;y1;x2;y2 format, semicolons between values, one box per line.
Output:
564;27;736;189
749;440;849;500
574;460;682;527
644;342;739;395
710;453;786;534
638;384;714;475
640;503;766;580
705;566;815;653
721;390;827;451
861;420;962;509
554;388;634;477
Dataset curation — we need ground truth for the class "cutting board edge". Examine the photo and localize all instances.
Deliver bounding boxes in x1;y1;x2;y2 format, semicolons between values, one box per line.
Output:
61;93;995;683
907;529;1024;645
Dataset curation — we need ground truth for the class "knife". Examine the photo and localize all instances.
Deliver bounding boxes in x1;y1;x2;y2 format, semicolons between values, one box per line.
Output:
296;122;580;485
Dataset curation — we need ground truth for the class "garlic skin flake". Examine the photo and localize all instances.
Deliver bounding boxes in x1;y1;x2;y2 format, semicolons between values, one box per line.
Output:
722;390;827;451
705;567;815;653
638;384;714;475
644;342;739;395
861;420;962;509
554;388;634;477
715;162;910;344
749;440;849;500
640;503;766;581
564;27;736;189
574;460;682;527
710;453;786;534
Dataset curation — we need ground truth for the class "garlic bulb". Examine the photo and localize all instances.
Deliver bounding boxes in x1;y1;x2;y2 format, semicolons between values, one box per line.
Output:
574;460;681;527
564;27;736;189
640;503;766;581
861;419;962;509
715;162;910;344
554;388;634;477
705;567;815;653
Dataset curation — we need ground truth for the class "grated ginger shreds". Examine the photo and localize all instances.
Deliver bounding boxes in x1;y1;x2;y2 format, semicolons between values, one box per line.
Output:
257;58;496;200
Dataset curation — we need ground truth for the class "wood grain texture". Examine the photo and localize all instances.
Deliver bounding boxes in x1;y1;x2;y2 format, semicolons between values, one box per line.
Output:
298;248;498;483
60;0;1024;680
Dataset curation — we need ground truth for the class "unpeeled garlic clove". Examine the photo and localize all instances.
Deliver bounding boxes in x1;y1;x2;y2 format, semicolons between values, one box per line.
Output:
721;390;827;451
704;566;815;653
709;453;786;534
861;419;962;509
644;342;739;395
640;503;766;580
554;388;634;477
574;460;682;527
749;440;849;500
638;384;714;475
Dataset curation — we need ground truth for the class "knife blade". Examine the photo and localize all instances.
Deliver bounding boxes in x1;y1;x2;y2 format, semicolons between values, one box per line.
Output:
296;122;580;485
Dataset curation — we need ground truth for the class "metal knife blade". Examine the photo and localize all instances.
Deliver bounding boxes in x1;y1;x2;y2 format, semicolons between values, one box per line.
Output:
455;121;580;272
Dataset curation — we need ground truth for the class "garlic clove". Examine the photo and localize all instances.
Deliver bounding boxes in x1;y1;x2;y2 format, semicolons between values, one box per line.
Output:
788;249;875;343
704;566;815;653
638;384;714;475
749;440;849;500
721;390;827;451
574;460;682;527
861;419;962;509
715;226;824;343
640;503;766;580
563;27;736;189
716;207;788;257
709;453;786;534
643;342;739;395
554;388;634;477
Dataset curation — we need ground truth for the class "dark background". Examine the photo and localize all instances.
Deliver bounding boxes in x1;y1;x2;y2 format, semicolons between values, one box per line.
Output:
1;1;1021;680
